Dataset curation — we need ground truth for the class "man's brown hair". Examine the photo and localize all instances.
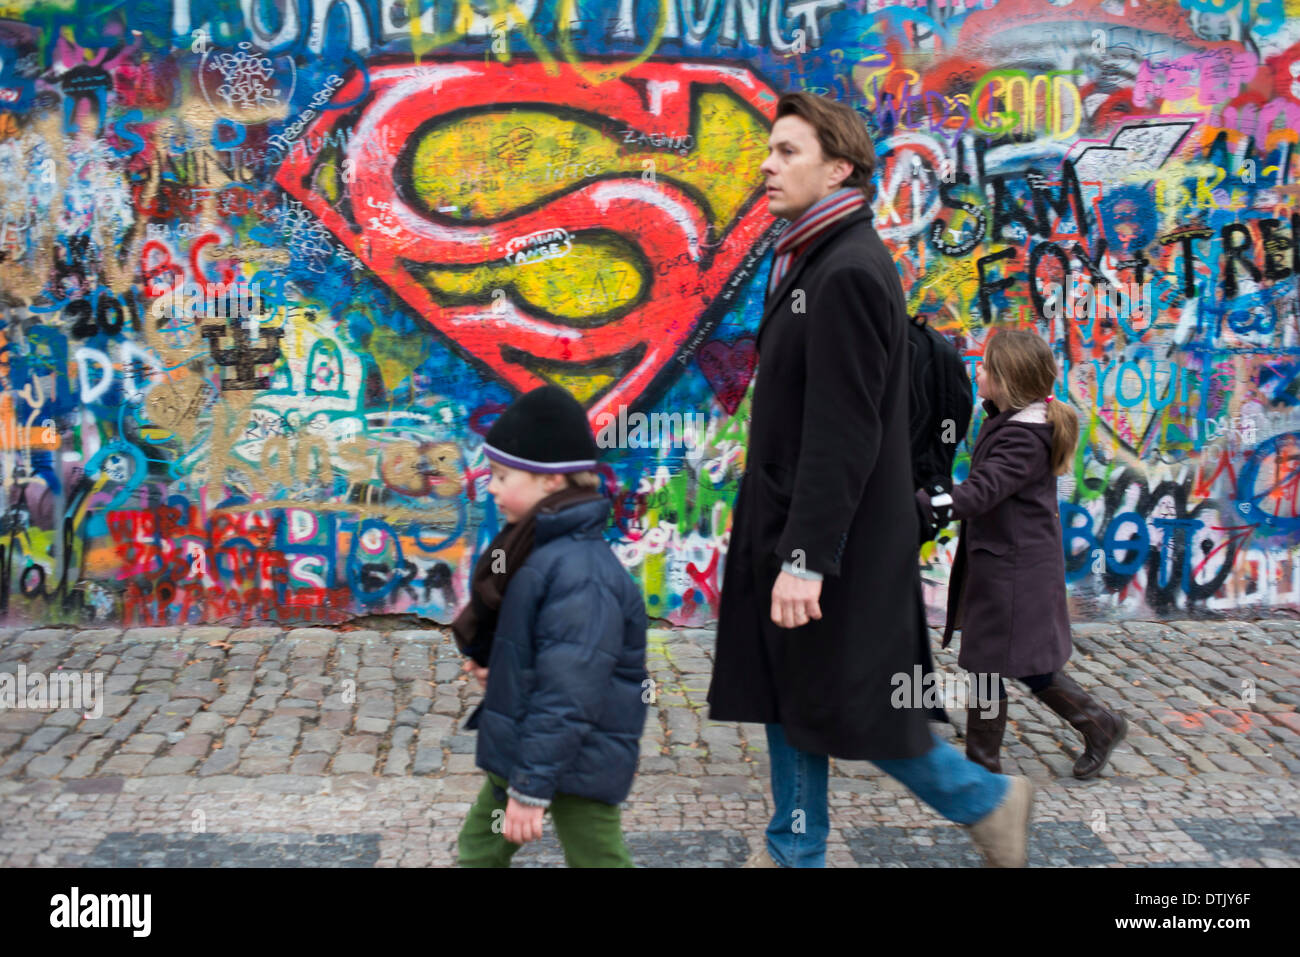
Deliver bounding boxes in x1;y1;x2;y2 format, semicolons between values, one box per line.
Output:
774;91;877;204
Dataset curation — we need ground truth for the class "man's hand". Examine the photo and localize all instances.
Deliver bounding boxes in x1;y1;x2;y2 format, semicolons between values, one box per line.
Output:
770;570;823;629
502;797;545;844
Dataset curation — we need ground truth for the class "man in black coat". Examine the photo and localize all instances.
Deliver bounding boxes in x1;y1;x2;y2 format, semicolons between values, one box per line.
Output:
706;92;1033;868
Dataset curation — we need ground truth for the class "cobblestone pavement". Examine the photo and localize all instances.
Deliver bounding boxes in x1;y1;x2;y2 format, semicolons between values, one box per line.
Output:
1;619;1298;867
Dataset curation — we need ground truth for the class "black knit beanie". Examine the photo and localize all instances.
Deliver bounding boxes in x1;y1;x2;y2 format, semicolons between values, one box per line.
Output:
483;385;599;473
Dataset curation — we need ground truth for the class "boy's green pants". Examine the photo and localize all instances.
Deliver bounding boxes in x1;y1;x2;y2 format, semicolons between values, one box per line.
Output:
457;772;635;867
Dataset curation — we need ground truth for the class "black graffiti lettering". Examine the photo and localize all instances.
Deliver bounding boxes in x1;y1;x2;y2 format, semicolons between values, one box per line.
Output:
929;183;986;257
67;299;98;339
976;246;1018;324
201;319;285;390
1220;223;1261;298
97;291;125;335
1257;217;1293;281
1161;227;1211;298
989;175;1039;242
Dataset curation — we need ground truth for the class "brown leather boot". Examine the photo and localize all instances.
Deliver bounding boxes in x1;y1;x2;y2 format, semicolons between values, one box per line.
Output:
1033;672;1128;779
964;701;1008;774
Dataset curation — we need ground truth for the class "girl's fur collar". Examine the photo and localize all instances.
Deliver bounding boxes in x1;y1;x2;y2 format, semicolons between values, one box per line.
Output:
1009;399;1048;424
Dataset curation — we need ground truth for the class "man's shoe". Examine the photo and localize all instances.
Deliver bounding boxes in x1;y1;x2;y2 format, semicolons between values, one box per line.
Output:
966;775;1033;867
964;702;1008;774
742;845;780;868
1033;672;1128;779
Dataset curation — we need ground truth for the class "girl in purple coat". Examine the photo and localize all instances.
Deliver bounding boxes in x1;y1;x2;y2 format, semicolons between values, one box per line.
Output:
918;330;1127;778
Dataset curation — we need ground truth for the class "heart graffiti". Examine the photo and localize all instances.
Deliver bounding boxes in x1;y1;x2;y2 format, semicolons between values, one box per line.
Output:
275;58;779;425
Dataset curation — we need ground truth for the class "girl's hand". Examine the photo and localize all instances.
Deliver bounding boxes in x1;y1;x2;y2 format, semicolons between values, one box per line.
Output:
928;490;953;527
502;797;545;844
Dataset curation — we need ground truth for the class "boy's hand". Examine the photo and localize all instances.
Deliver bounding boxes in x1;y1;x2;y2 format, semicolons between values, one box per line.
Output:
461;659;489;689
502;797;545;844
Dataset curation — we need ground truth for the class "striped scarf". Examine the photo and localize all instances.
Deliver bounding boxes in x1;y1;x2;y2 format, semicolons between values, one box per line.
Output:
767;186;868;297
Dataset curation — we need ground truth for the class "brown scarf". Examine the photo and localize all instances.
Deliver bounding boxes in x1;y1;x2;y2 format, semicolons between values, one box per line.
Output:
452;485;606;665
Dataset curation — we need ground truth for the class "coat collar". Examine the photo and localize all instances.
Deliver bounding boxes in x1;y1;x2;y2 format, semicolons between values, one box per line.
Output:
534;495;610;545
974;399;1015;449
975;398;1052;453
756;208;874;352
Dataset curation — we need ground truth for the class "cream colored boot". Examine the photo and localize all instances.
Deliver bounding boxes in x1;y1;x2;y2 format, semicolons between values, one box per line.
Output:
966;775;1034;867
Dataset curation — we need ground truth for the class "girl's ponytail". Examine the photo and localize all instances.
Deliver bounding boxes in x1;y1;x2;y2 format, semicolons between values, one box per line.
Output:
1045;396;1078;476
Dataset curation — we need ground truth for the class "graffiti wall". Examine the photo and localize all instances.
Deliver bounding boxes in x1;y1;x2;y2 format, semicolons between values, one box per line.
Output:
0;0;1297;628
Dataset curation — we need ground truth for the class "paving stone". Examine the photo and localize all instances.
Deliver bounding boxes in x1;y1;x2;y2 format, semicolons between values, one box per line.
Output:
180;627;232;645
23;754;69;777
122;628;181;642
384;727;415;775
1207;753;1257;774
1146;755;1190;776
238;756;291;774
320;711;353;730
187;712;228;734
1269;712;1300;734
21;725;70;751
172;681;218;702
210;694;250;715
197;747;241;776
229;628;282;643
178;663;215;681
170;734;212;757
99;753;152;775
340;735;379;755
59;755;102;779
291;752;331;775
302;730;342;753
332;753;376;774
289;658;326;678
286;629;338;643
141;756;198;775
243;737;296;757
412;748;443;774
121;733;167;754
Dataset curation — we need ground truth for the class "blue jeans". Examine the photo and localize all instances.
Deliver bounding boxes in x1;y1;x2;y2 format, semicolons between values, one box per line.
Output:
764;723;1009;868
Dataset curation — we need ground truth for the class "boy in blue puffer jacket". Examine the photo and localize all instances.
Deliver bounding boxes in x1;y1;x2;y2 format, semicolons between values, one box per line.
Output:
453;385;648;867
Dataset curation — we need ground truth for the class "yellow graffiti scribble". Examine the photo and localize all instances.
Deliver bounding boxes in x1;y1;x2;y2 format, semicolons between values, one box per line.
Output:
410;91;765;227
421;232;645;322
909;256;980;315
369;325;432;391
407;89;766;329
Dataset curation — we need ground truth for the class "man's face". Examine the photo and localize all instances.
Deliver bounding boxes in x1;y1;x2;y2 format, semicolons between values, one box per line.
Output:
760;114;853;221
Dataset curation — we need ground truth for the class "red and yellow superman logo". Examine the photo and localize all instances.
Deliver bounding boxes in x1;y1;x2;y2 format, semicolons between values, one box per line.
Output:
275;59;777;422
